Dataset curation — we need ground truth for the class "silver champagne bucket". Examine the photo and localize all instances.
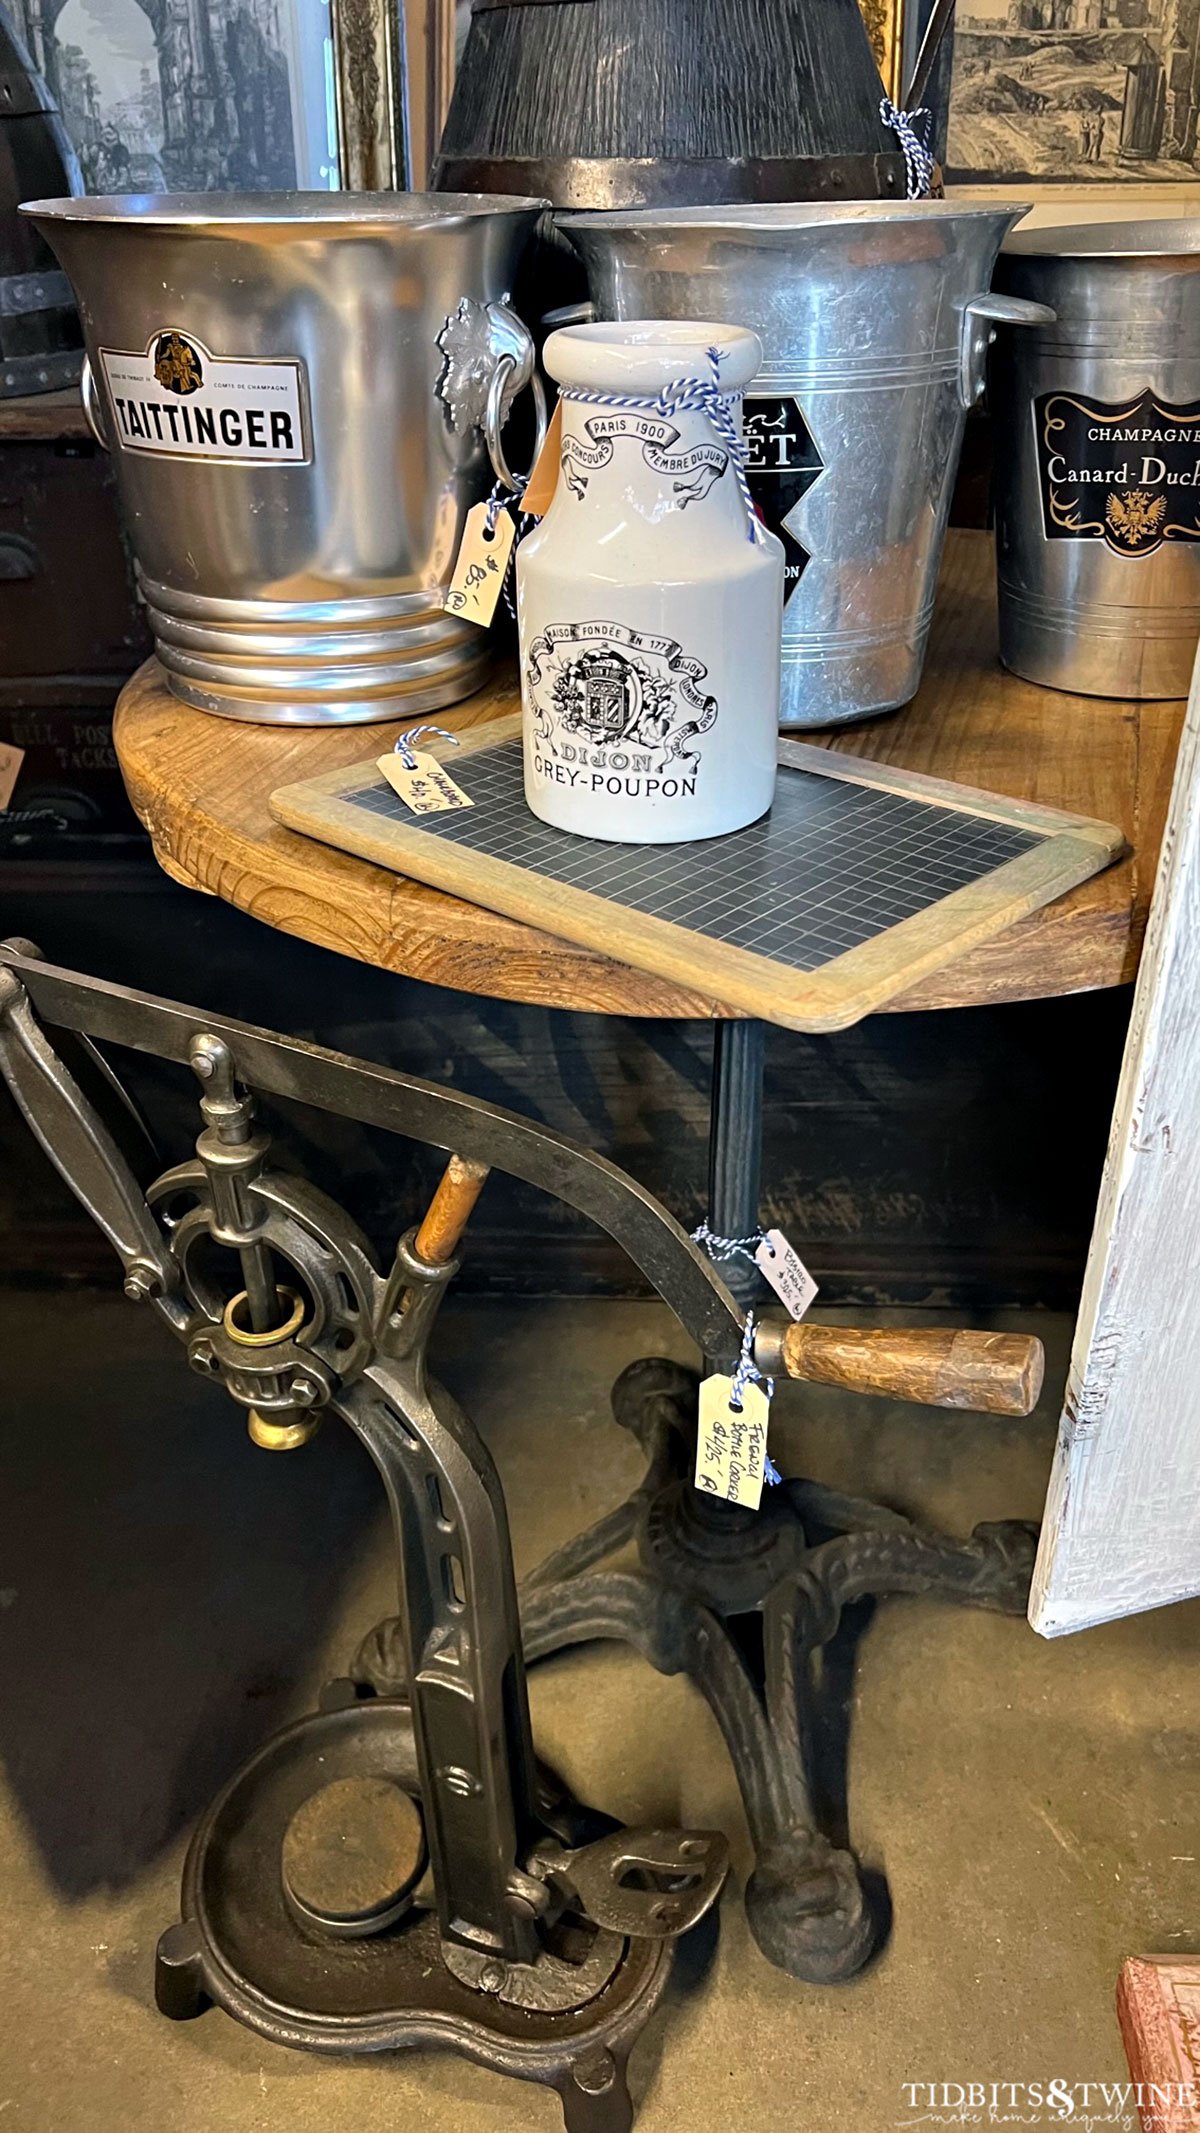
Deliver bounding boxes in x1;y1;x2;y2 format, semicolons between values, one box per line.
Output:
993;222;1200;701
560;203;1051;727
21;192;548;725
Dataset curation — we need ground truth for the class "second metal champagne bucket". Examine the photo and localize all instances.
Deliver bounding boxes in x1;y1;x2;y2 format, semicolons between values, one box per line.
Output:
561;203;1050;727
22;192;547;725
993;222;1200;701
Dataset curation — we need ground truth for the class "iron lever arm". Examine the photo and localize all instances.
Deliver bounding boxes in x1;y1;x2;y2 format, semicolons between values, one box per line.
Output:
0;964;177;1306
757;1320;1045;1418
0;944;743;1366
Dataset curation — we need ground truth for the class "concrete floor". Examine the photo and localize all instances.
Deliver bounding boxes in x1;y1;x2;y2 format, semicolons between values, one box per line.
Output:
2;1287;1199;2133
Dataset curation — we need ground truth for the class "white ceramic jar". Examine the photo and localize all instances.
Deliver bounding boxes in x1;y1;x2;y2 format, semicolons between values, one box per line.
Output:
517;321;784;843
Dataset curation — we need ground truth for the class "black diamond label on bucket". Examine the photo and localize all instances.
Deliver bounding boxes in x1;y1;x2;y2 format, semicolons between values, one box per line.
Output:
1035;388;1200;558
743;397;823;597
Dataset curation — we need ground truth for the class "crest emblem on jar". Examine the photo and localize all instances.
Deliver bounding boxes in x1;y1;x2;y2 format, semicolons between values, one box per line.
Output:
526;621;719;802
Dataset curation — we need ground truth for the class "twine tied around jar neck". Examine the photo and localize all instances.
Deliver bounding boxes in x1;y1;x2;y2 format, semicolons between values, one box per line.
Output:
879;95;936;198
558;346;767;546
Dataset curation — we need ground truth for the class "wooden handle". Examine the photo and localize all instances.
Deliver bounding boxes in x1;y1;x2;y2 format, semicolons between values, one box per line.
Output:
778;1324;1045;1418
414;1155;491;1266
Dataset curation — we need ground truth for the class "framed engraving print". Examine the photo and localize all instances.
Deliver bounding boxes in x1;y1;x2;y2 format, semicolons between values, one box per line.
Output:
4;0;457;195
946;0;1200;184
8;0;337;190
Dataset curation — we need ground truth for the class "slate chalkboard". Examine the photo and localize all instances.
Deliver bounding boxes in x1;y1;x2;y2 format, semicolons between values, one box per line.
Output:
271;718;1125;1033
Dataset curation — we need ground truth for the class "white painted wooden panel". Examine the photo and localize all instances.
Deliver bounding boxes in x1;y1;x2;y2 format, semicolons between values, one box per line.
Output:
1030;653;1200;1637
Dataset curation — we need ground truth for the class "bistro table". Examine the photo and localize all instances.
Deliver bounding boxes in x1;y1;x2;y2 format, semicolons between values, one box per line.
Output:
110;526;1186;1986
114;528;1182;1295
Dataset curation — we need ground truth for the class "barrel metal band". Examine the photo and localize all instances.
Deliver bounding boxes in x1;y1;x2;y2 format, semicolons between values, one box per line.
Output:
434;152;909;211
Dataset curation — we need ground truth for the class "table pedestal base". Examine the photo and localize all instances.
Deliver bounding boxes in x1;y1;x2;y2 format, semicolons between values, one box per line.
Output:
355;1357;1039;1984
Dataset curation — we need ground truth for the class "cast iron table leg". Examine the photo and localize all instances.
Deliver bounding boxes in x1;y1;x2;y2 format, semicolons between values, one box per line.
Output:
707;1019;766;1314
498;1017;1039;1985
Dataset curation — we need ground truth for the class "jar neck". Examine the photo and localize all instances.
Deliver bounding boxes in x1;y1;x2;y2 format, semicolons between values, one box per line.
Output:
558;390;743;457
556;389;750;534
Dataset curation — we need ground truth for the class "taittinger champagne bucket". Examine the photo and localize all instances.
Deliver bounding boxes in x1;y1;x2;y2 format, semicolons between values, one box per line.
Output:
22;193;548;725
994;221;1200;701
561;203;1052;727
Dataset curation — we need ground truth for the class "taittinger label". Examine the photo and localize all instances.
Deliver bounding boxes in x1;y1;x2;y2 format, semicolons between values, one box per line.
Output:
99;329;309;465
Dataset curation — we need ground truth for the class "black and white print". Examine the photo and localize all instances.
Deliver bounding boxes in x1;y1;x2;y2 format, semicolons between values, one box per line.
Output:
947;0;1200;180
10;0;334;193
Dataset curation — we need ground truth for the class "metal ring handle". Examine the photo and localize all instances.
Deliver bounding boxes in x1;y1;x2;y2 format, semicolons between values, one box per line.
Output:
80;356;110;451
484;354;548;496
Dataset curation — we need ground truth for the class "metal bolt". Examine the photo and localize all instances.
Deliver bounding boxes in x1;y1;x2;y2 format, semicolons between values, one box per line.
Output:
190;1339;217;1373
572;2049;616;2097
124;1265;157;1303
290;1375;320;1406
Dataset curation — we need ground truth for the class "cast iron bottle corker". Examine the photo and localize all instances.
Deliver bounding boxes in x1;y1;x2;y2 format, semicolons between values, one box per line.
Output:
517;321;784;842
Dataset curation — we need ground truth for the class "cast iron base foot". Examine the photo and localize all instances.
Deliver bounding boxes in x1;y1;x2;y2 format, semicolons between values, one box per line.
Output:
153;1697;672;2133
356;1357;1038;1986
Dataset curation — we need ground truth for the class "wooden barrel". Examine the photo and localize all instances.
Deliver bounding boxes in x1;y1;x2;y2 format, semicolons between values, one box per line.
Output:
434;0;909;208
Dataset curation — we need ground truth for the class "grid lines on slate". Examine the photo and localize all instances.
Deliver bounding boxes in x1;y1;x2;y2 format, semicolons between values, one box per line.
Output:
347;738;1043;975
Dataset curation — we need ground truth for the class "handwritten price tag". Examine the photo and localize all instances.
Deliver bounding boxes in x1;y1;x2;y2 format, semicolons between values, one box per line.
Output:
522;400;564;518
0;743;24;811
443;503;516;629
694;1374;771;1512
377;751;474;816
755;1228;818;1321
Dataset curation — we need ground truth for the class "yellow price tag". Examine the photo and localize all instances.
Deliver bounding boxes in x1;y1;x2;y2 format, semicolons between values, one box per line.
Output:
377;750;474;816
443;502;516;629
694;1374;771;1512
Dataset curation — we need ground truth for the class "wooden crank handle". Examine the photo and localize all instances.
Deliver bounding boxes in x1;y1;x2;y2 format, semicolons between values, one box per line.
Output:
414;1154;491;1267
764;1322;1045;1418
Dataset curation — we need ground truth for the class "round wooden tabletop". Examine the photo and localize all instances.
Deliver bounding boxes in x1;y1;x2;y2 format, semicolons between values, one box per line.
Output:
114;531;1184;1022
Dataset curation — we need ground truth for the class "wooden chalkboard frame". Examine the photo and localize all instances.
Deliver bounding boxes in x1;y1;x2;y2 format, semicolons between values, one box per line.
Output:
270;713;1126;1034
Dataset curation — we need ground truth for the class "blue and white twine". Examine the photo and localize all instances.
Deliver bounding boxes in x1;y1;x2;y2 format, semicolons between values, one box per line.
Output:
692;1221;767;1266
393;724;459;770
880;94;936;199
482;478;533;621
729;1313;781;1486
561;347;764;546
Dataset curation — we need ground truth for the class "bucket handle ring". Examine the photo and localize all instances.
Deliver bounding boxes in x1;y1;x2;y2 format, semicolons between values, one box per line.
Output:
80;357;111;452
485;354;548;496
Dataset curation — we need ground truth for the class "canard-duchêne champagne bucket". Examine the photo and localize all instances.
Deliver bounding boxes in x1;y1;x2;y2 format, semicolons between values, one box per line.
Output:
21;192;548;725
561;202;1053;727
993;221;1200;700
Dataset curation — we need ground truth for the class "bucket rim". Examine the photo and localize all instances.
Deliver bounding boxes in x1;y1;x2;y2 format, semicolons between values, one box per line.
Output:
20;191;551;232
558;200;1032;238
1003;218;1200;261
